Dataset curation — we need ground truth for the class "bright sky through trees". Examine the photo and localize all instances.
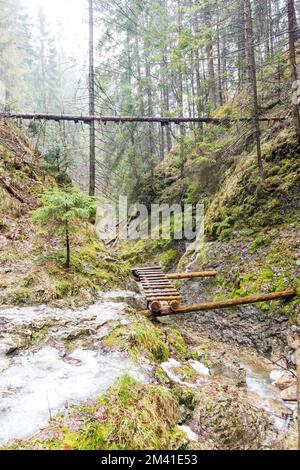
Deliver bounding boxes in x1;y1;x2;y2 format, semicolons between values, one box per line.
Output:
23;0;87;59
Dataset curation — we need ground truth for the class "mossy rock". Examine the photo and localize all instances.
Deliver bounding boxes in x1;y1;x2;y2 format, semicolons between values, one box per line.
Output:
194;385;270;450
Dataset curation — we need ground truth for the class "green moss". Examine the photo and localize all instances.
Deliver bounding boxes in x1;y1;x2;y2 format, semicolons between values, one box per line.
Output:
54;280;72;297
0;220;9;233
249;233;273;253
128;322;169;362
191;342;211;367
9;287;32;305
158;248;178;270
103;314;188;364
218;228;233;242
172;386;199;423
195;384;270;450
167;329;188;359
154;366;170;385
1;219;130;307
171;365;198;384
77;376;183;450
117;235;183;271
213;230;299;319
205;130;300;241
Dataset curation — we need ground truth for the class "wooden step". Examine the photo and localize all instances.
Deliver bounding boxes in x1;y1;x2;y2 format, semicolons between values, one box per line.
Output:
147;295;183;302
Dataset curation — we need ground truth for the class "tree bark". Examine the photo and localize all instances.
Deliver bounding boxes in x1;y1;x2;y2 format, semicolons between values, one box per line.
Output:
238;0;247;88
205;4;216;111
176;0;186;178
144;7;155;169
65;221;70;269
89;0;96;196
216;13;223;106
0;112;286;124
287;0;300;138
193;1;204;138
166;271;218;279
244;0;264;179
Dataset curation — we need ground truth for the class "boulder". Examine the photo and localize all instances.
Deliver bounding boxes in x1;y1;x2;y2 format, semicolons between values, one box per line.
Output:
0;338;19;356
0;236;8;248
209;353;247;388
192;385;270;450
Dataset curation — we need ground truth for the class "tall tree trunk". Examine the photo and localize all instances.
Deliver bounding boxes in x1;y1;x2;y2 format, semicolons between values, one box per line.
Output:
267;0;274;57
193;2;204;139
135;36;145;115
288;0;300;138
163;49;172;153
244;0;264;179
146;61;154;160
177;0;186;178
205;4;216;111
216;19;223;106
144;7;155;178
89;0;96;196
238;0;247;88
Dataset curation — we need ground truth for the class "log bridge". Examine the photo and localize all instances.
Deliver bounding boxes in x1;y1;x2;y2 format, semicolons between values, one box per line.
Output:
131;266;296;318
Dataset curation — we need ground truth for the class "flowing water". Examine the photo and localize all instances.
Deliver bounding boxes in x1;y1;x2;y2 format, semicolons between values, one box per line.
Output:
0;294;143;444
244;363;296;431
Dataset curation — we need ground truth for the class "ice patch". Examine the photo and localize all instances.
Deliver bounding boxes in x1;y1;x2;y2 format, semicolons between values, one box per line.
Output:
189;360;210;376
179;425;199;442
270;370;286;383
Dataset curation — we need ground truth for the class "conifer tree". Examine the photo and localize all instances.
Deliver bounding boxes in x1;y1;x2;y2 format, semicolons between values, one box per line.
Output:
32;189;97;269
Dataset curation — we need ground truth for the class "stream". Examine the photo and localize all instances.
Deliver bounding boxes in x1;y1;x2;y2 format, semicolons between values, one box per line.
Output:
0;292;296;447
246;364;295;429
0;293;144;445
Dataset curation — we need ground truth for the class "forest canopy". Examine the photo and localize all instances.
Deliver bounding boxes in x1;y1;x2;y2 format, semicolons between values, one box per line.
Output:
0;0;299;199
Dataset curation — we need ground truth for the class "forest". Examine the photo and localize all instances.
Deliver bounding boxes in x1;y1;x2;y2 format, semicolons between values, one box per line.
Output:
0;0;300;454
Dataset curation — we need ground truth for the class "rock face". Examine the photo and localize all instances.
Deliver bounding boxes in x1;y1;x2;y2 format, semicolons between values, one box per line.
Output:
102;290;144;310
172;236;298;357
172;303;289;356
192;385;270;450
209;353;247;388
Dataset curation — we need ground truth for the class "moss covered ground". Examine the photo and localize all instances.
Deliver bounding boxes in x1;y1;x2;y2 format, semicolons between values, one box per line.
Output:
103;308;188;363
0;121;131;307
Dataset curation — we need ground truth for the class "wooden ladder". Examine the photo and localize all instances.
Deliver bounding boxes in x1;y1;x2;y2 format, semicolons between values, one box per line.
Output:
132;266;296;318
131;266;182;311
